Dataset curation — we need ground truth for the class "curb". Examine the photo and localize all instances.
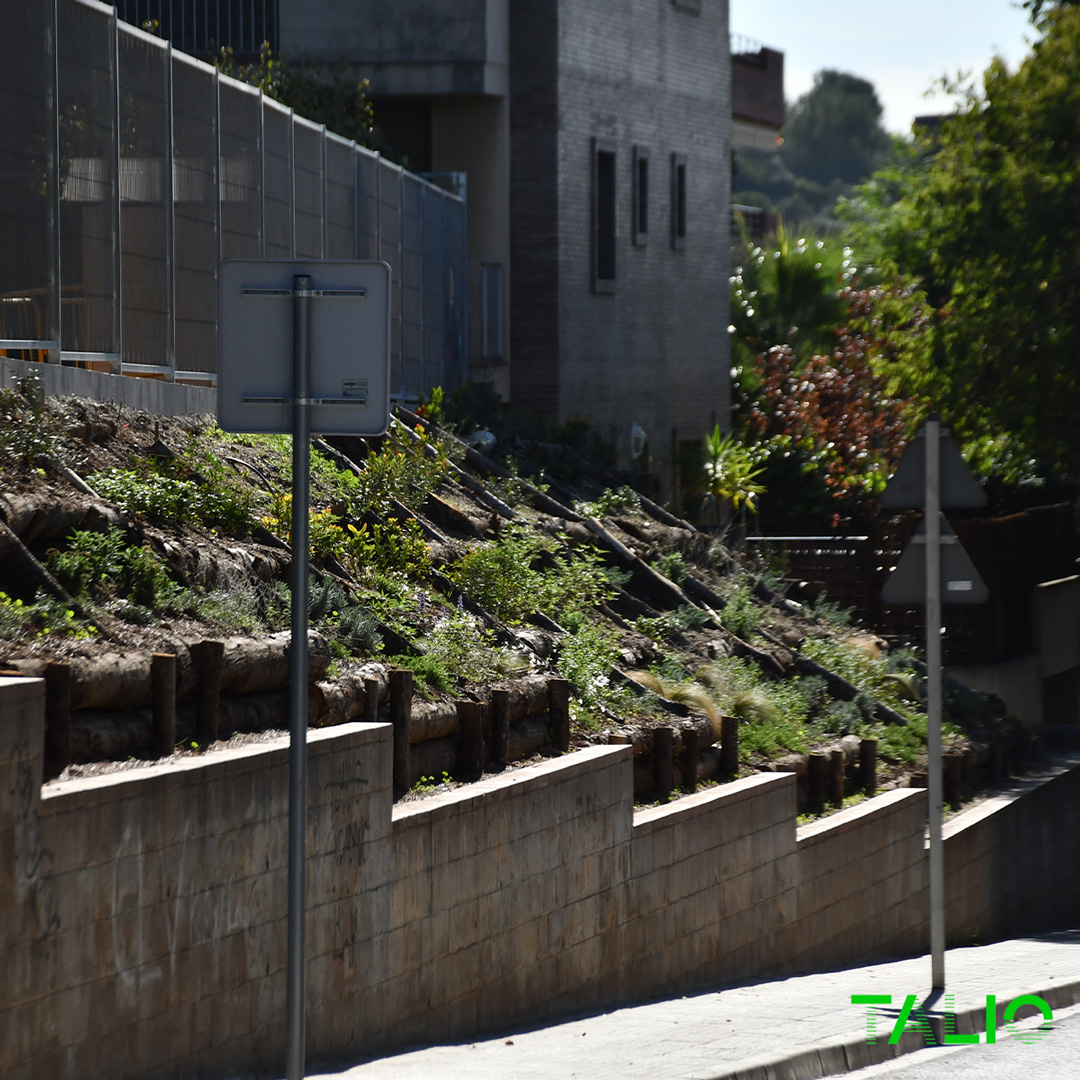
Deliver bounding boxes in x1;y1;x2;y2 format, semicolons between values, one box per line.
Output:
708;977;1080;1080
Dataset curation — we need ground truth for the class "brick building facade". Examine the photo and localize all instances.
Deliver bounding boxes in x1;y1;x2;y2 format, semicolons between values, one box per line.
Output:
259;1;734;492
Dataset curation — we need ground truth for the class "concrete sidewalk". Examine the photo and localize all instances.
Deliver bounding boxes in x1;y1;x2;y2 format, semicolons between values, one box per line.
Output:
306;930;1080;1080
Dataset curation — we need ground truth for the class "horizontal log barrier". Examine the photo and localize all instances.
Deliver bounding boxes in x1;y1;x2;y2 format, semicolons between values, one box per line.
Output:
10;631;332;710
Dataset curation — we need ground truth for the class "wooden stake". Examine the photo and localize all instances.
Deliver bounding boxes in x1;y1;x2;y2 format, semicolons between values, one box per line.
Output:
151;652;177;758
457;700;483;779
491;688;510;768
191;640;223;745
860;738;877;796
389;668;413;794
44;661;71;775
654;727;674;804
547;678;570;752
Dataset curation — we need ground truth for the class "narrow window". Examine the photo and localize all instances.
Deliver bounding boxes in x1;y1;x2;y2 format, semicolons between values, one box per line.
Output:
480;262;503;361
592;137;617;293
671;152;687;250
632;145;649;247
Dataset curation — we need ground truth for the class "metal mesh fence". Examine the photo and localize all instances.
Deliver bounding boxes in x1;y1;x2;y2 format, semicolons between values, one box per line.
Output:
118;28;171;369
58;0;119;358
219;79;262;260
6;0;466;396
172;53;219;375
422;187;446;394
401;173;425;398
356;149;380;262
325;134;355;260
262;99;292;258
0;1;55;359
293;118;324;259
379;159;404;395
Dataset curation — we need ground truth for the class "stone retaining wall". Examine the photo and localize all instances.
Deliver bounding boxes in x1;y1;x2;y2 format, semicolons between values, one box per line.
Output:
2;676;1078;1079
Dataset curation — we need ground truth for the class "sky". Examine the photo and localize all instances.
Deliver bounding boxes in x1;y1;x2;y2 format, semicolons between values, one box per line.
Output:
729;0;1037;133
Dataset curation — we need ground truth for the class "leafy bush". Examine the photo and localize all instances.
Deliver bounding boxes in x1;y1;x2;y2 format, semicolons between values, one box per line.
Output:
46;527;180;611
449;523;617;625
92;465;255;534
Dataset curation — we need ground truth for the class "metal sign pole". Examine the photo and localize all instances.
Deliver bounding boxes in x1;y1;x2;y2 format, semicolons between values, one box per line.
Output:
925;417;945;990
286;274;312;1079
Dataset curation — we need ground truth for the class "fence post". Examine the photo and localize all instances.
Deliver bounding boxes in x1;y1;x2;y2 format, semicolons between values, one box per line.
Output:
192;639;223;745
151;652;177;757
860;737;877;796
44;660;71;776
720;715;739;778
491;687;510;768
389;668;413;795
654;727;674;803
457;700;483;779
547;677;570;752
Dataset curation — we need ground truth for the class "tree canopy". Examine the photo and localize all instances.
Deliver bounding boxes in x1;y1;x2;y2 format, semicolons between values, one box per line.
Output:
733;69;897;229
842;5;1080;479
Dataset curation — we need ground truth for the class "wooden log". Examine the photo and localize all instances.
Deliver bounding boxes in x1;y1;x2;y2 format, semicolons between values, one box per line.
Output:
860;738;877;795
654;727;674;803
409;700;460;744
69;709;155;762
944;753;963;810
408;737;457;788
720;715;739;778
633;759;655;797
498;675;552;721
682;727;699;794
830;748;845;807
191;640;223;745
698;746;722;784
491;688;510;767
548;678;570;752
23;631;329;712
151;653;177;758
218;631;331;696
807;753;828;814
458;700;483;778
311;673;373;728
0;490;127;542
44;661;72;776
390;669;413;794
364;677;380;724
507;714;551;762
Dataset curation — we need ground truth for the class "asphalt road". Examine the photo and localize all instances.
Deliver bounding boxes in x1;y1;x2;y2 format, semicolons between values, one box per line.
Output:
844;1000;1080;1080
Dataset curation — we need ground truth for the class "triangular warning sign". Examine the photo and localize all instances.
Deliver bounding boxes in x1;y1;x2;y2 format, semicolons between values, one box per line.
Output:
881;514;989;606
881;422;987;510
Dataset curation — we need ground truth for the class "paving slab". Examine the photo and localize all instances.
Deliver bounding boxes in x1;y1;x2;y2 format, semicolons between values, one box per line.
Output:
304;930;1080;1080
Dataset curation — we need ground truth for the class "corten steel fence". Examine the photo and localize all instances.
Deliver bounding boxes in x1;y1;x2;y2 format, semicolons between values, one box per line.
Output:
747;503;1078;666
0;0;467;399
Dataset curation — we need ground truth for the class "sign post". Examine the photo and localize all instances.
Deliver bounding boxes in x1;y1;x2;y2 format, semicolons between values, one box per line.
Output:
882;417;986;992
218;260;391;1079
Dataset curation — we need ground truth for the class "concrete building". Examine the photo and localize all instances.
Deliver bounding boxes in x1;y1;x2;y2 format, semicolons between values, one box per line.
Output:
116;0;746;495
273;0;731;496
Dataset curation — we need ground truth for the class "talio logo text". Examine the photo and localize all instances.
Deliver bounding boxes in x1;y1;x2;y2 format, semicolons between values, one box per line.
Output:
851;993;1053;1046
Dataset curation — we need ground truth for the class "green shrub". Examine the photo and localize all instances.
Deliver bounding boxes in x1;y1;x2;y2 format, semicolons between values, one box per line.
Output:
46;527;180;611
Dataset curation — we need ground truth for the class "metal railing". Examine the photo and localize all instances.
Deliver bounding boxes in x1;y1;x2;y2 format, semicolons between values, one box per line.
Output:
1;0;466;400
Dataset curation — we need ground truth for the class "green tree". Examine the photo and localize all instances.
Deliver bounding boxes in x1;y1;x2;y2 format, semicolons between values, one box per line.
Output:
782;70;894;188
216;43;375;147
842;6;1080;477
733;70;897;229
730;223;854;365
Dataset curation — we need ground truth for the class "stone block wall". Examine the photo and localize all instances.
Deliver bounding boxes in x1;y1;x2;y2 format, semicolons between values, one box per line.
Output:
793;789;928;971
625;773;798;994
3;675;1079;1080
0;676;392;1080
945;753;1080;945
